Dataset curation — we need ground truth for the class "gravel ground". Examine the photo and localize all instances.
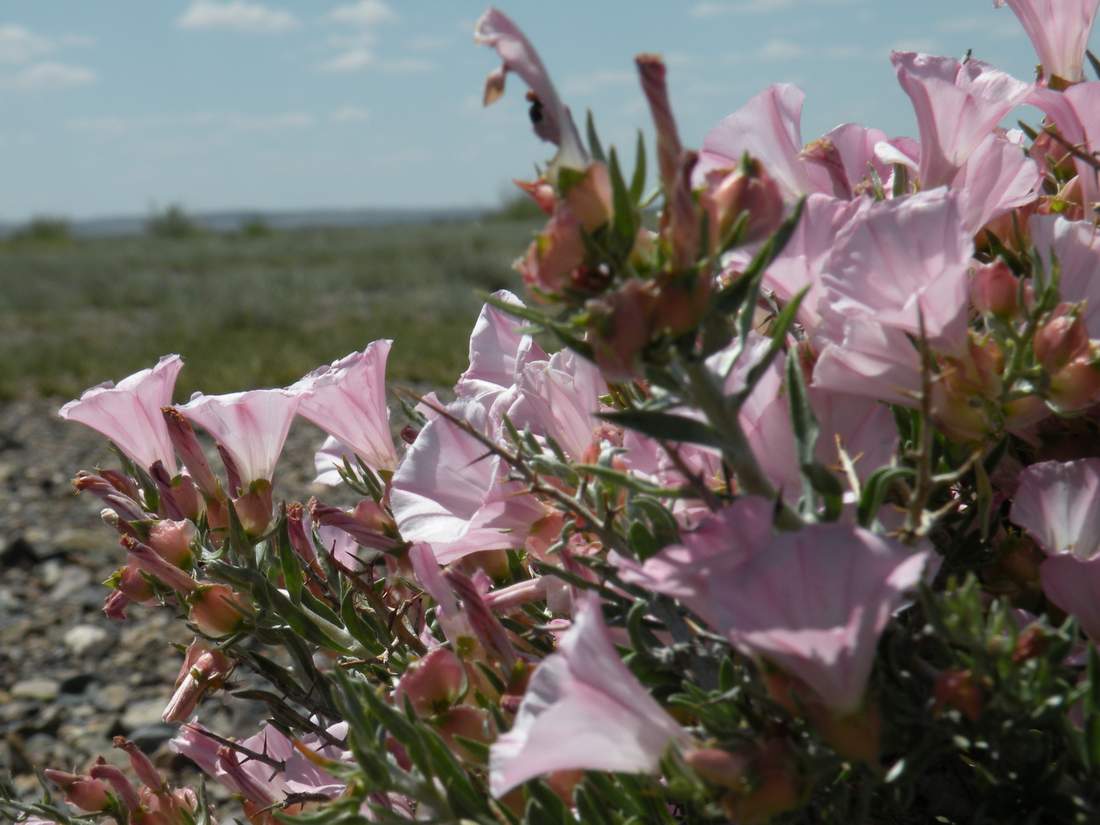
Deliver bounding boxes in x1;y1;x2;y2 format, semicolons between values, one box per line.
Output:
0;397;345;812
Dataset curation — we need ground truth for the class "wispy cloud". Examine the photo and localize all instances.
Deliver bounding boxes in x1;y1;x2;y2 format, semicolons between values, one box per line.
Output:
721;38;866;64
405;34;451;52
324;0;397;27
4;61;96;91
381;57;434;74
331;105;370;123
319;47;374;72
0;24;52;64
691;0;860;16
67;110;314;135
177;1;300;34
562;68;635;96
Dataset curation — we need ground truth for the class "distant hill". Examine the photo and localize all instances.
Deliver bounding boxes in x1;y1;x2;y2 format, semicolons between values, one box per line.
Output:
0;206;489;239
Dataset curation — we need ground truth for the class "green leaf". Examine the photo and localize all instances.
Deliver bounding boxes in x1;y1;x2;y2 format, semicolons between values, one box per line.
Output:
586;110;606;163
858;466;915;527
598;409;721;449
274;512;303;603
609;147;639;250
630;130;646;202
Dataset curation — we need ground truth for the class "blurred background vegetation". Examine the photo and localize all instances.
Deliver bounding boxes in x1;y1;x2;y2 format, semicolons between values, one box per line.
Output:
0;206;538;400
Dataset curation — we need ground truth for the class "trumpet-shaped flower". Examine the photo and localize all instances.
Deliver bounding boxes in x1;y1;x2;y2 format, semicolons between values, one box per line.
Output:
58;354;183;474
489;594;688;796
995;0;1100;85
455;290;546;403
176;388;300;490
891;52;1031;188
1030;82;1100;209
953;131;1043;234
290;340;398;473
1030;215;1100;337
821;188;973;349
1011;459;1100;558
1040;554;1100;640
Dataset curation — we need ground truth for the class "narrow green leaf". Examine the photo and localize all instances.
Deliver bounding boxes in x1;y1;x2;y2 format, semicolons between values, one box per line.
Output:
609;147;639;249
630;130;646;202
598;409;721;448
586;109;606;163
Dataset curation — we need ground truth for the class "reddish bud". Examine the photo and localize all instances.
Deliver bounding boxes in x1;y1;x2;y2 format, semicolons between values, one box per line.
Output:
654;271;712;336
433;705;494;760
122;536;197;594
43;769;112;813
188;584;250;637
723;740;803;825
146;519;196;568
88;763;142;811
635;53;683;194
971;259;1019;317
801;137;851;199
514;178;556;215
515;206;586;296
394;647;468;716
113;737;165;792
933;669;985;722
701;157;784;249
163;641;233;722
685;748;750;790
563;162;612;232
232;481;273;537
811;702;882;765
1034;308;1089;372
586;278;659;382
162;407;222;501
1049;356;1100;411
1012;625;1049;663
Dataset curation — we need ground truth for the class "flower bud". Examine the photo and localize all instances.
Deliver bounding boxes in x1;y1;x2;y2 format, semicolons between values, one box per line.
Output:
515;206;585;296
1049;356;1100;412
801;137;850;199
1012;625;1049;663
685;748;750;790
394;647;468;716
562;162;612;232
188;584;249;637
162;407;222;501
163;641;233;722
513;178;556;215
701;156;784;248
147;519;196;568
113;737;165;793
971;259;1019;317
654;271;712;337
586;278;659;382
43;769;112;813
232;480;273;537
433;705;494;761
933;668;985;722
1034;308;1089;372
88;763;142;811
811;702;881;765
722;740;803;825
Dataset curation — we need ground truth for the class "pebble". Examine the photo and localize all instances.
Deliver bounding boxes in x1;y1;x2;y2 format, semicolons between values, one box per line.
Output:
64;623;113;657
121;697;168;732
95;682;130;712
128;723;178;752
11;678;60;702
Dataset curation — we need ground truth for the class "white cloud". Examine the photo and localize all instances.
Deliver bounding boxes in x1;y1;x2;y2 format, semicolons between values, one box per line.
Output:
325;0;397;27
229;112;314;130
721;39;864;64
758;38;804;61
177;1;299;33
331;105;370;123
381;57;435;74
319;47;374;72
0;24;52;64
563;68;635;96
4;61;96;90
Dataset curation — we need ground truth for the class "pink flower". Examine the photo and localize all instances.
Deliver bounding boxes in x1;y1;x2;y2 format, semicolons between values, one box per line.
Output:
1011;459;1100;558
891;52;1031;188
813;317;924;406
821;188;973;349
58;354;183;473
1030;215;1100;338
1029;82;1100;209
1040;554;1100;640
995;0;1100;85
455;290;546;402
952;131;1043;234
697;84;833;201
176;388;299;490
474;7;587;173
290;340;398;473
489;594;689;797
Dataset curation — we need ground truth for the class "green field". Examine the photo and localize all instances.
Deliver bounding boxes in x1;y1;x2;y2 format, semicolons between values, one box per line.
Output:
0;219;537;400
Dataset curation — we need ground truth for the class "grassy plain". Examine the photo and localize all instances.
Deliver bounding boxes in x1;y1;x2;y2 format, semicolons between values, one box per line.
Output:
0;218;536;400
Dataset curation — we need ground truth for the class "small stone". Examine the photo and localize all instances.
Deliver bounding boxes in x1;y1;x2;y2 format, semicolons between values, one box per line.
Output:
95;683;130;712
49;566;94;600
128;723;177;752
60;672;98;694
1;536;39;568
64;623;112;657
121;697;168;732
11;678;60;702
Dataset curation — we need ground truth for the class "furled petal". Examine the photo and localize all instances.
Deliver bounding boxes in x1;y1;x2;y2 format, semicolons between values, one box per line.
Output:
697;83;833;201
58;354;183;473
1030;215;1100;338
716;524;929;712
474;8;587;171
821;188;973;348
313;434;355;486
290;340;397;473
456;290;546;402
813;317;924;406
820;123;895;194
1011;458;1100;558
489;594;688;796
952;131;1043;234
891;52;1031;187
1040;554;1100;640
995;0;1100;84
176;389;300;488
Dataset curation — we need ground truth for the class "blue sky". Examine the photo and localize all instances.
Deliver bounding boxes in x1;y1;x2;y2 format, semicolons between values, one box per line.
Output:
0;0;1088;221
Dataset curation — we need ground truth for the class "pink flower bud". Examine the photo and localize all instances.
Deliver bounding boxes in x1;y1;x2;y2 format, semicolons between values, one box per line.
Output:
309;497;400;552
122;535;198;594
163;641;233;722
88;763;142;811
1050;356;1100;411
971;259;1019;317
586;278;659;382
684;748;750;790
394;647;468;716
147;519;196;568
352;498;395;534
635;53;683;194
515;206;586;296
562;162;612;232
433;705;494;760
162;407;222;501
43;769;112;813
113;737;165;792
701;156;784;248
188;584;250;637
801;137;850;199
1034;308;1089;372
232;481;273;537
513;178;556;215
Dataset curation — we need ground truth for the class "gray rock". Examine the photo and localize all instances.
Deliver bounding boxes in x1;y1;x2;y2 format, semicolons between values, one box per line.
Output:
128;723;177;752
49;566;94;600
121;697;167;731
64;623;113;657
11;678;60;702
95;682;130;712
